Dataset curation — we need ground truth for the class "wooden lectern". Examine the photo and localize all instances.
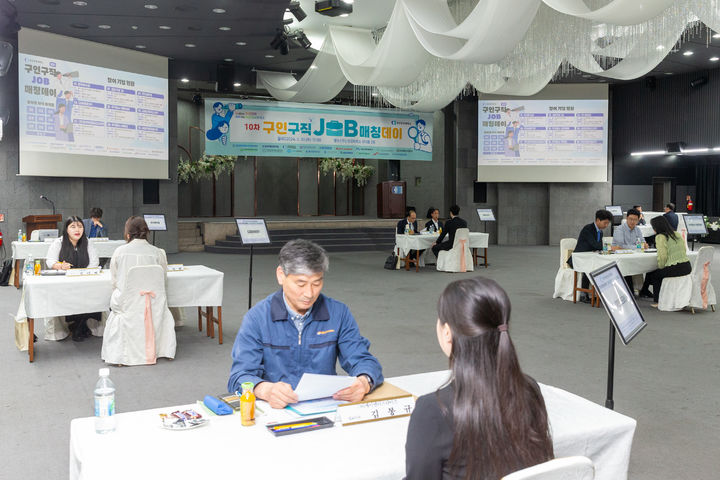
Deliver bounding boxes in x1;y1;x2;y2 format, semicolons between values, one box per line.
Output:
22;214;62;238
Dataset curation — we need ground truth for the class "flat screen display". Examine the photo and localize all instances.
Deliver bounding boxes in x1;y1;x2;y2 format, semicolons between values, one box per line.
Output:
589;263;647;345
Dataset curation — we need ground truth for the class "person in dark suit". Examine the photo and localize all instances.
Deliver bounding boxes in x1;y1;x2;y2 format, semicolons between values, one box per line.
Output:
431;205;467;257
663;203;679;230
397;209;424;260
424;207;443;233
569;209;613;303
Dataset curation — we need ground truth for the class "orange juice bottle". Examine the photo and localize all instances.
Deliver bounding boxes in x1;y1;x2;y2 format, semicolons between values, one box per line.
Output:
240;382;255;426
34;259;41;275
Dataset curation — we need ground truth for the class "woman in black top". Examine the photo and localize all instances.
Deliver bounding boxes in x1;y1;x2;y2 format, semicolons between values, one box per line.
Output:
405;277;553;480
425;207;443;233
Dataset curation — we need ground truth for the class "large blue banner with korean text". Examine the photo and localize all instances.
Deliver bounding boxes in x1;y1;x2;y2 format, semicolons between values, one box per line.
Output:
204;99;433;160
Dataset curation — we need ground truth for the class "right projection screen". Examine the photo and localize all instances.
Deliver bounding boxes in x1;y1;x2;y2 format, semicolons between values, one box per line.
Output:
477;85;608;182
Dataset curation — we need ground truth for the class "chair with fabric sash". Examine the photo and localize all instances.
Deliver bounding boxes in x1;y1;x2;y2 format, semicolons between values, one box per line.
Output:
436;228;473;273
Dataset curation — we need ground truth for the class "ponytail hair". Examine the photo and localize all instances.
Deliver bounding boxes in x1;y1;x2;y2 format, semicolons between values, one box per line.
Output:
438;277;553;480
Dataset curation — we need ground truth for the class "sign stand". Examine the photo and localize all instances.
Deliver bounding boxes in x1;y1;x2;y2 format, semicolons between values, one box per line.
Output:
235;218;271;310
589;263;647;411
143;214;167;247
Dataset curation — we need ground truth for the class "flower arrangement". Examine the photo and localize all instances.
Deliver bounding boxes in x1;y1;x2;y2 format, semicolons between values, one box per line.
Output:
704;216;720;231
319;158;375;187
178;153;237;183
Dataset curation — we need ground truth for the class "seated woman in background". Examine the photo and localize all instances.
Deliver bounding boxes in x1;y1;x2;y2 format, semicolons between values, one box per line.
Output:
46;216;100;341
425;207;443;233
405;277;553;480
639;216;692;306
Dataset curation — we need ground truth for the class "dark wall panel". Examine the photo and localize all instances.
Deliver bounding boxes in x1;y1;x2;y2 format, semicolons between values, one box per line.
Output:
256;157;297;215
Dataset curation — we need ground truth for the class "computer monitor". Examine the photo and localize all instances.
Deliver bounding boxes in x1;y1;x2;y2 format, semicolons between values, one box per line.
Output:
684;215;708;235
143;214;167;231
589;263;647;345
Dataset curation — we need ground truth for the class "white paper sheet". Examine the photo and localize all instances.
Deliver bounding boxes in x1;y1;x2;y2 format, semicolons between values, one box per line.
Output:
293;373;356;402
287;398;346;416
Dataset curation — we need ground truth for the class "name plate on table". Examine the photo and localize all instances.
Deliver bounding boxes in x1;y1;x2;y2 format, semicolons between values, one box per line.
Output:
337;395;415;426
66;268;102;276
89;237;109;242
168;264;185;272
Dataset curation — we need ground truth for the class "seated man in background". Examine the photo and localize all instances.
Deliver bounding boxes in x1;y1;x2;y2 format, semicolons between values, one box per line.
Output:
424;207;443;233
633;205;646;225
569;209;613;303
431;204;467;257
663;203;679;230
228;239;383;408
397;208;424;260
83;207;107;238
613;208;647;292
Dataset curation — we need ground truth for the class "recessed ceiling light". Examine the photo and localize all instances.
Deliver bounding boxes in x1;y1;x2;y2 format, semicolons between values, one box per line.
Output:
340;13;349;17
265;54;275;58
73;1;87;5
656;45;664;51
212;8;226;13
711;57;720;62
135;45;147;49
184;43;196;48
235;41;247;46
309;65;318;70
664;72;673;75
144;4;158;9
131;25;139;30
37;24;51;29
219;26;231;31
180;78;190;83
224;58;233;62
371;92;378;96
159;25;171;30
233;82;241;87
98;24;111;29
683;50;694;56
714;33;720;39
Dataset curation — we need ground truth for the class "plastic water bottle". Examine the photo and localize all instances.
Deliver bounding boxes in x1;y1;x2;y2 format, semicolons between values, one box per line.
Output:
404;223;409;234
94;368;116;434
17;229;22;242
636;237;642;251
24;254;34;278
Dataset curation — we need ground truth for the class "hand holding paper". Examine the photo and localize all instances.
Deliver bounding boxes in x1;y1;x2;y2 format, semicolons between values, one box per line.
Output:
293;373;356;402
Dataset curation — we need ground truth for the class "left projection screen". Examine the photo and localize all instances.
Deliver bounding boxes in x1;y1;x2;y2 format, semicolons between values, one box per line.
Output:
18;29;169;179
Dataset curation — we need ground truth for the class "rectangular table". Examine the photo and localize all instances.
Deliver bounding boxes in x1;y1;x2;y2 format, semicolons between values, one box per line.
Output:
396;232;490;271
16;265;224;362
11;239;126;288
69;370;636;480
572;250;698;276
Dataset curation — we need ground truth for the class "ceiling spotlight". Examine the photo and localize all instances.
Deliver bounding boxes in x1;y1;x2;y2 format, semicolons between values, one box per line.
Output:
73;1;87;5
180;78;190;83
224;58;233;62
309;65;318;70
288;1;307;22
184;43;196;48
219;26;231;31
233;82;241;87
131;25;139;30
235;41;247;46
683;50;694;56
711;57;720;62
265;54;275;58
315;0;352;17
270;29;290;55
135;45;147;49
159;25;171;30
292;30;312;49
37;24;51;29
98;24;111;29
144;4;158;9
212;8;226;13
656;45;664;51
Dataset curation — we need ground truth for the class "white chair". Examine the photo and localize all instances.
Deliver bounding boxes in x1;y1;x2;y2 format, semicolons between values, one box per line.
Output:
688;245;717;313
101;265;176;365
502;456;595;480
658;274;692;311
553;238;577;300
436;228;473;272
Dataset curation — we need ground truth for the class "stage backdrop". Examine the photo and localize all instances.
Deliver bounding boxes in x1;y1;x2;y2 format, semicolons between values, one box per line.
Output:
204;99;433;161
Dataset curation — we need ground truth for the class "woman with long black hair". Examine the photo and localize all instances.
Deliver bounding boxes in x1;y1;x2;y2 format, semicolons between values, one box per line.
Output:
639;215;691;306
46;216;100;341
405;277;553;480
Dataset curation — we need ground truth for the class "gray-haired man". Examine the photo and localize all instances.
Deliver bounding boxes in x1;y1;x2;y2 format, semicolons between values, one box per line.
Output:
228;239;383;408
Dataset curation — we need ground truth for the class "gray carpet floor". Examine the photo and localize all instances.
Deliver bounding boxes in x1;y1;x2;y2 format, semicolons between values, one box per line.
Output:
1;246;718;479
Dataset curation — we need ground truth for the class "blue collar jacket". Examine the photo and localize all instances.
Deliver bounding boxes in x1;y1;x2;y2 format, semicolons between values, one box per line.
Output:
228;290;383;393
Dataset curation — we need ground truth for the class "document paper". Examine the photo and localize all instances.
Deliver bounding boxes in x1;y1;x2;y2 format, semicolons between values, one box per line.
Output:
293;373;356;402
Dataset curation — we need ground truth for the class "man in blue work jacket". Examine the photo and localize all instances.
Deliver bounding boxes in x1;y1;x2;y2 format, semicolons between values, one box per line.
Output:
228;239;383;408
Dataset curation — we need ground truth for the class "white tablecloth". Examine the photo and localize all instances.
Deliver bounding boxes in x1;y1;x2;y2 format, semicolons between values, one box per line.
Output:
12;239;126;261
572;251;698;276
396;232;489;255
17;265;224;321
69;370;636;480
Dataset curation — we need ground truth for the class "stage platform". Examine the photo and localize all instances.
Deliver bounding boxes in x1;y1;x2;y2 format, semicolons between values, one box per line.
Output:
178;216;402;254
